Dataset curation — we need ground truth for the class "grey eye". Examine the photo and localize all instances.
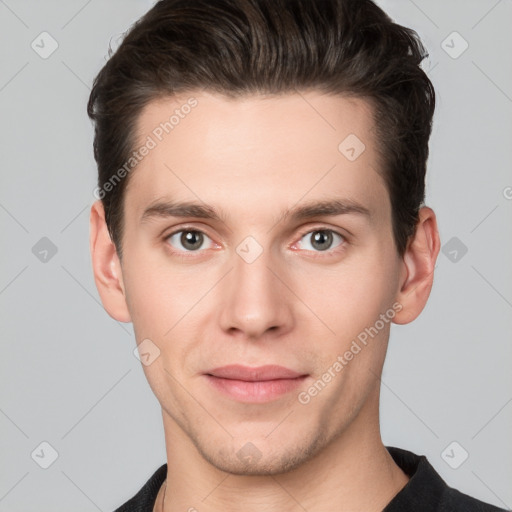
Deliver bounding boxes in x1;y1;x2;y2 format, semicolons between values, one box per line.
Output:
299;230;343;252
167;230;211;251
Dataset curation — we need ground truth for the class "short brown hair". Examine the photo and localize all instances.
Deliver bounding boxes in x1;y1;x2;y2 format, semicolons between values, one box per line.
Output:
87;0;435;258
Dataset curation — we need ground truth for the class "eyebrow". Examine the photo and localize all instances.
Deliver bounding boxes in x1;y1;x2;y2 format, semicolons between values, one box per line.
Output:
140;198;372;225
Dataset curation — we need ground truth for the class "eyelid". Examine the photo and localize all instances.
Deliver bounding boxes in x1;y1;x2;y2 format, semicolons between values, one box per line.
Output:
295;224;348;240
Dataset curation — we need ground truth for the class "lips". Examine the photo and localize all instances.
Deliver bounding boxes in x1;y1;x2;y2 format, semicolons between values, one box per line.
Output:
204;365;309;403
206;364;305;381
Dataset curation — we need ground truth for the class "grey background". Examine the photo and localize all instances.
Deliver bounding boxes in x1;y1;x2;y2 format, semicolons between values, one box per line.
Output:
0;0;511;510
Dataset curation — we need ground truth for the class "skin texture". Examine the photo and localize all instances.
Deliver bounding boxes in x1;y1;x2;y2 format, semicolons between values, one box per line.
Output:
90;91;440;511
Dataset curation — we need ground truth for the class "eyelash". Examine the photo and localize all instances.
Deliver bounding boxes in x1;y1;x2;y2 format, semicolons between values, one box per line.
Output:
163;225;347;259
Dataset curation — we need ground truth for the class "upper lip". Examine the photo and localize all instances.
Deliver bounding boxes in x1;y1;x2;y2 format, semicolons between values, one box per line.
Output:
206;365;306;381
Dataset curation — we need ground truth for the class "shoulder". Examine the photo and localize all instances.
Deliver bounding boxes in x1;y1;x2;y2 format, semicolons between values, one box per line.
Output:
439;487;507;511
384;446;507;512
113;463;167;512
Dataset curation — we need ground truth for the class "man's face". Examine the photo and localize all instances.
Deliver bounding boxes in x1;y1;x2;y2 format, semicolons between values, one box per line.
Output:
118;91;404;474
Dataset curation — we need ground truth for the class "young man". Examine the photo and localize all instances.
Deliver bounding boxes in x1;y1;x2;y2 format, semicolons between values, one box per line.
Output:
87;0;506;510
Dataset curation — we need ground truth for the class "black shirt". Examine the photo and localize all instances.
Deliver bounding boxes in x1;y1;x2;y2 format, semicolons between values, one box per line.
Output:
113;446;507;511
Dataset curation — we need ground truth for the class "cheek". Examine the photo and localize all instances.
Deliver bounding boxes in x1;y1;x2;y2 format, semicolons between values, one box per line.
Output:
121;249;182;336
303;259;397;336
121;247;221;359
123;257;194;387
302;263;396;405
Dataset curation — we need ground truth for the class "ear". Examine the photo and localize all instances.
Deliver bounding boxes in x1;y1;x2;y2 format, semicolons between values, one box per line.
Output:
89;200;131;323
393;206;440;325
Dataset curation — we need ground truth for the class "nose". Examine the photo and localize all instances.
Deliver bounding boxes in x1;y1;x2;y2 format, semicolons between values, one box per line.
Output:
218;244;294;340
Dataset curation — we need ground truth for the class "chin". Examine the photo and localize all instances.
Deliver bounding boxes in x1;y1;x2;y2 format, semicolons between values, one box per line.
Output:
195;431;328;476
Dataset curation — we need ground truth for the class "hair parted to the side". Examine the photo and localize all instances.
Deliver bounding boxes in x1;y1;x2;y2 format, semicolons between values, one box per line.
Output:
87;0;435;259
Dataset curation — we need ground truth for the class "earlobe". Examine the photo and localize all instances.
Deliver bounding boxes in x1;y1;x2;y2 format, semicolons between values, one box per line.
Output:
89;200;132;323
393;206;440;325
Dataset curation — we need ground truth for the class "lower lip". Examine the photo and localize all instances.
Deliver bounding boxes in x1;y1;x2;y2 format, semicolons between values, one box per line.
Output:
204;375;308;403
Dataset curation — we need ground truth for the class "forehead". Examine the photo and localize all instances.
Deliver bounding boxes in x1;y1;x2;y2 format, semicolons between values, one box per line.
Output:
125;90;388;223
135;90;377;156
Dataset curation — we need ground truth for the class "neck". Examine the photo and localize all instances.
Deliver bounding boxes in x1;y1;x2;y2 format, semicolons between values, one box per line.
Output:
157;398;409;512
